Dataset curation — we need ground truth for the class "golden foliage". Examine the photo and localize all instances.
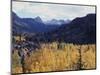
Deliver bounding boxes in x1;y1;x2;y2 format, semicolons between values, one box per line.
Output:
81;45;96;69
12;50;22;74
12;43;96;74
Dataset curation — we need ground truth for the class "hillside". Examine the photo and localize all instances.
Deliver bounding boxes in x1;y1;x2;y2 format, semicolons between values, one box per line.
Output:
12;12;65;34
43;14;96;44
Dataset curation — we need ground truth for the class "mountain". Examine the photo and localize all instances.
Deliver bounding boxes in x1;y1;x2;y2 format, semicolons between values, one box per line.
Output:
12;12;31;34
34;16;43;23
44;19;70;25
12;12;60;34
43;14;96;44
12;11;96;44
12;12;46;33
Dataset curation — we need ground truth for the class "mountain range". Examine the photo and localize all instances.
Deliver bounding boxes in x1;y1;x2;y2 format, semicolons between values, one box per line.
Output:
12;12;68;34
44;14;96;44
12;11;96;44
44;19;70;25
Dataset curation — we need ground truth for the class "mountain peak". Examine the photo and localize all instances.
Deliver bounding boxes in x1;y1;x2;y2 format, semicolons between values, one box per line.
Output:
12;12;20;19
44;19;70;25
34;16;43;23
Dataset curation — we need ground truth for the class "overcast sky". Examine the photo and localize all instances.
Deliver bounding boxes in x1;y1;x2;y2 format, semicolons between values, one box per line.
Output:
12;1;95;21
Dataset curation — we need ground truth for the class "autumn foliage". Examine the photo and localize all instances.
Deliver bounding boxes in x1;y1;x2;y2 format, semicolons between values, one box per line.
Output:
12;43;96;74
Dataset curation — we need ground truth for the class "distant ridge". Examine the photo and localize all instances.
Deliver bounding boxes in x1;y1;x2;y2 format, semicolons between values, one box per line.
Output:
43;14;96;44
12;12;96;44
12;12;67;34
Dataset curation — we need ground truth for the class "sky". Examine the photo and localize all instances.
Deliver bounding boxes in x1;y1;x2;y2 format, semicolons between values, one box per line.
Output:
12;1;95;21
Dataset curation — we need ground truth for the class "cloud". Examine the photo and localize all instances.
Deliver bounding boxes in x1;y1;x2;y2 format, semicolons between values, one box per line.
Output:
12;1;95;21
